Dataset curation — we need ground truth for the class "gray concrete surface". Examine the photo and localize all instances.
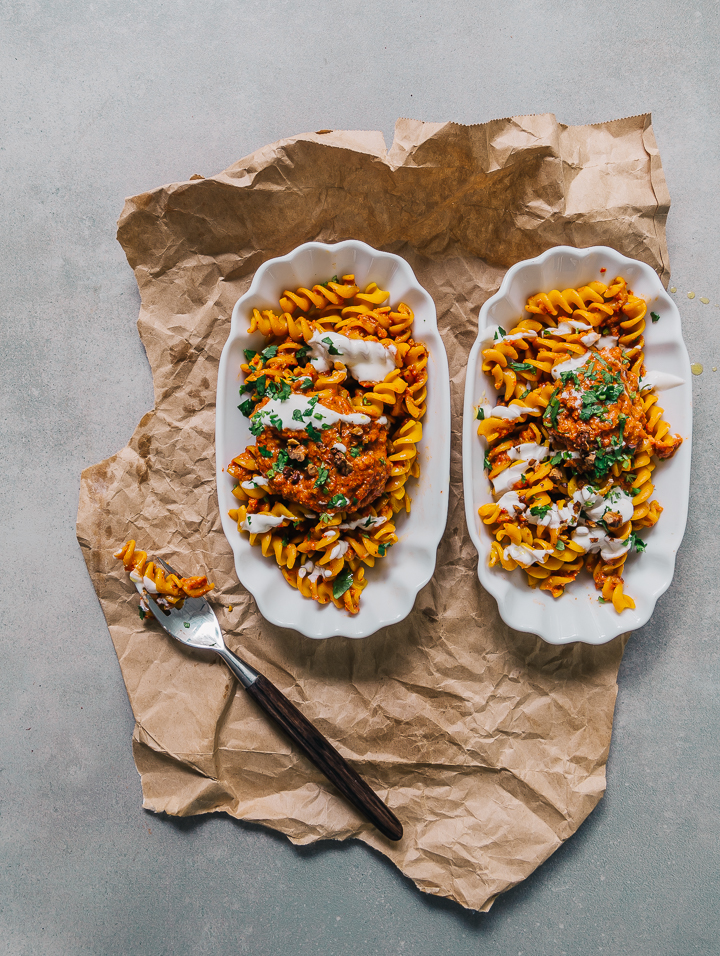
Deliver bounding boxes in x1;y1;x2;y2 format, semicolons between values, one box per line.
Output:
2;1;719;954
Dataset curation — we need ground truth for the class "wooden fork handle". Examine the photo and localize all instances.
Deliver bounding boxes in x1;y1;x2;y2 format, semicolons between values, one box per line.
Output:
244;673;403;842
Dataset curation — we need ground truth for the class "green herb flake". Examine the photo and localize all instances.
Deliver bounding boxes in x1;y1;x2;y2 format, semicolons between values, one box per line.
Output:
598;596;608;604
651;312;660;323
295;345;311;363
529;504;552;518
249;417;265;437
306;422;322;441
494;326;508;340
350;446;362;458
292;409;305;423
328;494;349;508
629;532;647;553
299;378;313;390
183;622;190;629
255;375;267;398
138;607;146;620
484;452;491;471
314;465;329;488
332;567;354;599
261;345;278;361
243;349;258;363
510;362;535;373
476;407;485;421
377;544;387;557
259;446;272;458
555;540;566;551
322;336;342;357
238;399;254;417
276;380;291;401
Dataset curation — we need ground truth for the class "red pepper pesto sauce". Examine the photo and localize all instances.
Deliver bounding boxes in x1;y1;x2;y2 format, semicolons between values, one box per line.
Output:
546;346;681;467
230;392;391;514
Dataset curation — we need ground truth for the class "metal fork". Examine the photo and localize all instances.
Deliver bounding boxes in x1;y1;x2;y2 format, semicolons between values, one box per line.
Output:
143;558;403;842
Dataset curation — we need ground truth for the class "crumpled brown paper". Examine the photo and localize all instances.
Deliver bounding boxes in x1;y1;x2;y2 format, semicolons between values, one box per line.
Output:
77;114;669;911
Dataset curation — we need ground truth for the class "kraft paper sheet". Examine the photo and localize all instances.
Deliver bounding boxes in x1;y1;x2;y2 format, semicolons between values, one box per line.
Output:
77;113;670;911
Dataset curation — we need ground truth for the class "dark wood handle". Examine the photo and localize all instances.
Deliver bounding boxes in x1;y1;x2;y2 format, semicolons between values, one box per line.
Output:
245;674;403;842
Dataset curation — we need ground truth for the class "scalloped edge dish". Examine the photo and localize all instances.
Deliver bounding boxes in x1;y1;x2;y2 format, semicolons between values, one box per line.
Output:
216;240;451;639
462;245;692;645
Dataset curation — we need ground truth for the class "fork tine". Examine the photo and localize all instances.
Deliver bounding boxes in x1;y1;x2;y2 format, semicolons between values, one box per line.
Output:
154;555;182;578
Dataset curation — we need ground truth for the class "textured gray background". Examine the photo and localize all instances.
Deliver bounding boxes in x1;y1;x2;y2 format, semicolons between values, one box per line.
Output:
2;1;719;954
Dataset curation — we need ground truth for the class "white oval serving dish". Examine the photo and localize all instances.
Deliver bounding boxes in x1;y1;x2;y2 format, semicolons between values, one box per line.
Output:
217;240;451;639
462;245;692;645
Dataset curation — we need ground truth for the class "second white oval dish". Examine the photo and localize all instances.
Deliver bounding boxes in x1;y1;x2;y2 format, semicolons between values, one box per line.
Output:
462;245;692;645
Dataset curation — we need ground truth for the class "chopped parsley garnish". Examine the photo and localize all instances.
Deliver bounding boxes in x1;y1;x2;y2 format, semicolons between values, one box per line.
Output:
629;486;641;497
484;451;491;471
238;399;254;417
255;374;267;398
267;449;289;478
276;380;291;401
591;440;632;478
493;327;507;340
183;622;190;629
578;380;624;421
320;513;331;523
377;544;388;557
509;362;535;373
550;451;571;466
559;369;580;386
306;422;322;441
314;465;329;487
598;596;609;604
350;446;362;458
295;345;311;363
249;417;265;437
617;413;627;438
628;532;647;553
476;407;485;421
261;345;278;361
332;567;354;599
555;540;566;551
544;395;561;428
138;607;146;620
292;409;305;422
243;349;258;363
529;504;552;518
322;275;339;288
328;494;349;508
281;534;290;547
651;312;660;323
268;414;284;430
299;378;313;390
258;446;272;458
322;336;342;356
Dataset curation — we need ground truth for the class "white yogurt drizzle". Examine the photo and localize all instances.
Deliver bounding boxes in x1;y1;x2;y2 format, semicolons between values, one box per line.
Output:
571;526;632;562
502;544;552;567
328;541;350;561
240;512;287;534
639;370;685;392
572;485;635;523
551;351;593;379
338;514;387;531
597;335;619;349
308;330;397;383
251;394;371;431
241;475;269;490
129;569;159;595
477;403;541;421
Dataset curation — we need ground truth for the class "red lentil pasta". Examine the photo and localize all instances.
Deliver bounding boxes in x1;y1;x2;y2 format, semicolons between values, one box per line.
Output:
475;276;683;614
227;274;428;614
